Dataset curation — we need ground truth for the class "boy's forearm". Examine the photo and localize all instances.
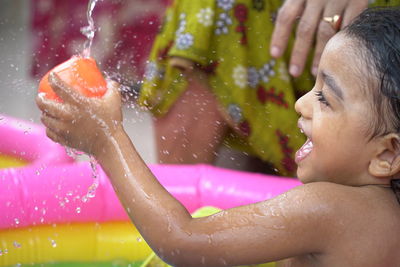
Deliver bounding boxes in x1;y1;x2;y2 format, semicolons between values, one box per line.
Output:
95;128;192;253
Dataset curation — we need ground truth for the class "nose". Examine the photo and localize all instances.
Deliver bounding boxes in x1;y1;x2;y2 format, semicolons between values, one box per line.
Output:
295;90;312;119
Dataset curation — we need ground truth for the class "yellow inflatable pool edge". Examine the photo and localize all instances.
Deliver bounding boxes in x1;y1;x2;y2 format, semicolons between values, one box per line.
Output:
1;207;276;267
0;222;152;266
0;154;28;169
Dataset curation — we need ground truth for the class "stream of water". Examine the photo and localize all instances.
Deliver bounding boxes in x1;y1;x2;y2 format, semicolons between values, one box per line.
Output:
80;0;100;58
66;0;102;205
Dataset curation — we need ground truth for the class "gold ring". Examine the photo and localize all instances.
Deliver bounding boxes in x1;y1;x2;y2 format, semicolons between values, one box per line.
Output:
322;14;342;31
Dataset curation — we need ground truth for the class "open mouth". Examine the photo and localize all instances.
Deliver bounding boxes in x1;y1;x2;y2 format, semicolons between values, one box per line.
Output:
295;138;313;163
296;119;313;163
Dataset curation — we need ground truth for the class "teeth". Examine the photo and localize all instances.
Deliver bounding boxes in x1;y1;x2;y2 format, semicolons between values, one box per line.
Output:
300;128;304;134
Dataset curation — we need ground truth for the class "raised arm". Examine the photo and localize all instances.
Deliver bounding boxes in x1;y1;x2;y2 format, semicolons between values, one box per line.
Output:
36;73;339;266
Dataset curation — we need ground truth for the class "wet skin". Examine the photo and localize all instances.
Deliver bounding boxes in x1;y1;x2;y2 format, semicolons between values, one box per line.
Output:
295;33;385;186
37;33;400;266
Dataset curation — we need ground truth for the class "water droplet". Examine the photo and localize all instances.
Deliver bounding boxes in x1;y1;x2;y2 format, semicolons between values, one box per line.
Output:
13;241;21;248
136;237;142;242
81;196;88;203
219;258;228;266
86;182;98;199
76;207;81;213
14;218;20;225
201;256;206;265
49;238;57;247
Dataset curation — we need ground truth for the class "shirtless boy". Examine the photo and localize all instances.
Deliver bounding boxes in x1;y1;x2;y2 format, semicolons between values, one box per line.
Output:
37;7;400;267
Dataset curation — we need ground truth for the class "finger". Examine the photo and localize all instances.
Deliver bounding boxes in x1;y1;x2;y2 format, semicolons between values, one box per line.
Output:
311;20;336;76
45;127;66;146
40;114;68;135
103;79;122;105
48;72;87;106
36;93;75;121
311;3;345;76
340;1;368;28
105;79;121;98
106;79;120;91
289;3;324;77
270;0;305;58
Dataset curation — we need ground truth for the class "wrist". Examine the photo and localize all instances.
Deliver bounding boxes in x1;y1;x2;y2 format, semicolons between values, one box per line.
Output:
92;125;127;160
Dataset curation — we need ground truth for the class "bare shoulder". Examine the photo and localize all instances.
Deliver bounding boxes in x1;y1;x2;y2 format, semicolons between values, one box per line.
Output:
284;181;397;217
277;182;400;256
276;182;399;235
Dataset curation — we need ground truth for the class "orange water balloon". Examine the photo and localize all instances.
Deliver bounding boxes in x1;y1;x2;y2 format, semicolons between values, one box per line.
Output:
39;56;107;102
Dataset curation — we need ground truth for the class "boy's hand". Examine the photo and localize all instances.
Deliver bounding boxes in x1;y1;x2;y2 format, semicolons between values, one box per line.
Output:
36;72;123;156
270;0;368;77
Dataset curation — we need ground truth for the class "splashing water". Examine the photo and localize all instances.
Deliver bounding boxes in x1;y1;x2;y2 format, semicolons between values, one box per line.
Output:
65;147;99;203
65;147;84;159
80;0;101;58
82;156;100;202
13;241;21;249
78;155;100;203
62;0;104;205
49;238;57;248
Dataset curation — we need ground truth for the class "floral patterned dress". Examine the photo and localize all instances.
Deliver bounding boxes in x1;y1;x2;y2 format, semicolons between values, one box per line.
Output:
139;0;399;176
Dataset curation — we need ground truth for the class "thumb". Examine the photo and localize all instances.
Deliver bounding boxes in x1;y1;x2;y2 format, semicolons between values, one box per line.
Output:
104;79;122;103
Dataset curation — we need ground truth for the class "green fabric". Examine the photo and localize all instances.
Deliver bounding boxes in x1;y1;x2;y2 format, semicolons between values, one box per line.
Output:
16;262;143;267
140;0;400;176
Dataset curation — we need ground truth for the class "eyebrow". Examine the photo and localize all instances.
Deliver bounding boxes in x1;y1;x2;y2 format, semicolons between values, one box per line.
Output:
321;71;344;100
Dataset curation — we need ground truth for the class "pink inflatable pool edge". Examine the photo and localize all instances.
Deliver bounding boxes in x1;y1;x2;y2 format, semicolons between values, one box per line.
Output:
0;114;73;166
0;114;301;230
0;163;301;229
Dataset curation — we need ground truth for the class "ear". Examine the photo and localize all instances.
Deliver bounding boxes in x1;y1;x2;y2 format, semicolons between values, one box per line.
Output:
369;133;400;177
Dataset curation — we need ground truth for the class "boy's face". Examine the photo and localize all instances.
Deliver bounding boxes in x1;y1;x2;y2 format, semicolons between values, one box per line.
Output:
294;33;379;185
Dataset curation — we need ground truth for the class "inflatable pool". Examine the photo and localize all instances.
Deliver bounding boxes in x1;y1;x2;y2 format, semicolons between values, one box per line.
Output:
0;114;74;168
0;115;301;266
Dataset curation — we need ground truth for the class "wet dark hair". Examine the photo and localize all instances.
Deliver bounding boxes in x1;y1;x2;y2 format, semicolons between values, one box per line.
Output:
344;7;400;202
344;7;400;138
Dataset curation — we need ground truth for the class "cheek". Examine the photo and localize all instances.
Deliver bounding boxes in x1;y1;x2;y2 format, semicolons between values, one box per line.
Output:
312;127;368;178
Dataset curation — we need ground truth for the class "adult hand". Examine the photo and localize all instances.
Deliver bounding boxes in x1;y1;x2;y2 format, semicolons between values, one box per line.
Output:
36;72;123;156
270;0;368;77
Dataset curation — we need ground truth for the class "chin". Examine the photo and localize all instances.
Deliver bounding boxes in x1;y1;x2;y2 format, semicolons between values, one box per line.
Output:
296;166;315;184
